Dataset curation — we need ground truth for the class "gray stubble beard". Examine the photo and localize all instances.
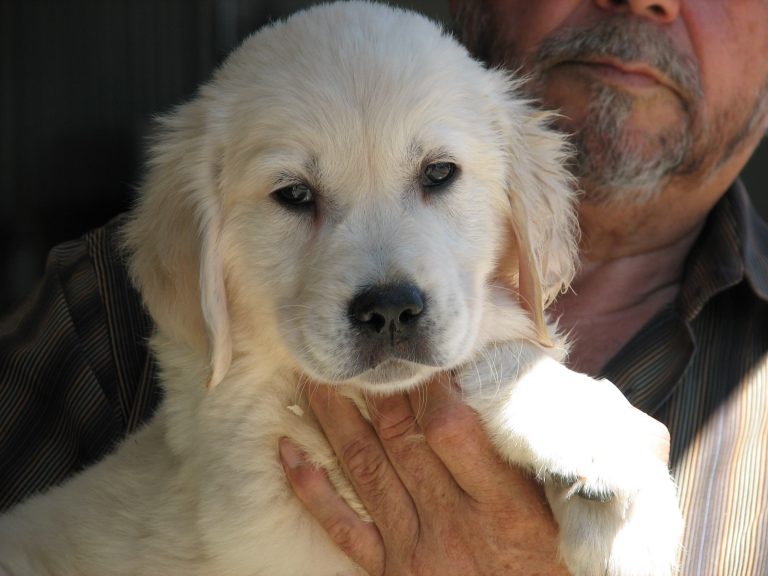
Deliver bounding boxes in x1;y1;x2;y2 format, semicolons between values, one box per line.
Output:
520;19;704;207
548;79;697;207
455;3;768;207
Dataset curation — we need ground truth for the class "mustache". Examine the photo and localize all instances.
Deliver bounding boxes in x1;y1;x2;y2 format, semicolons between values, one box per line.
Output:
526;18;703;107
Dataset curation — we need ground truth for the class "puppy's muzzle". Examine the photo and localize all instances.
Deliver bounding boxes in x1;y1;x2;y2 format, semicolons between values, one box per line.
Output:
346;282;438;377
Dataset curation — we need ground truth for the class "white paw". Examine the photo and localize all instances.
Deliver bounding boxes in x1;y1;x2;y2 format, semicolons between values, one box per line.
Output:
457;342;683;576
546;457;682;576
520;381;682;576
532;379;682;576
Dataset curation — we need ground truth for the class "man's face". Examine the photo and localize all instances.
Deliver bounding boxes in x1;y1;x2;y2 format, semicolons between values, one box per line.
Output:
454;0;768;206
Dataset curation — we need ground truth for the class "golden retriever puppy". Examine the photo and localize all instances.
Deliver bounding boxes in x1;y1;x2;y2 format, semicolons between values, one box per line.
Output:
0;2;682;575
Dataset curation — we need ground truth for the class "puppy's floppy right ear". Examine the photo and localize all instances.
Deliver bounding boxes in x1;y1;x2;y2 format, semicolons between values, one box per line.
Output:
495;74;580;343
122;100;232;389
505;192;551;345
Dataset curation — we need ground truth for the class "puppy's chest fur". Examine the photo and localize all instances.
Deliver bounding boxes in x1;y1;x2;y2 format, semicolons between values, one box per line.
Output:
0;341;368;575
154;348;369;574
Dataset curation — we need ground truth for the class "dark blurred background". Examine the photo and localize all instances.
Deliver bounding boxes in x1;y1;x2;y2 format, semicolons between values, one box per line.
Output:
1;0;766;315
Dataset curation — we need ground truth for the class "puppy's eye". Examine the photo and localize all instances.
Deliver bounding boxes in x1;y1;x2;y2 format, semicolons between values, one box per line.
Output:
272;183;315;210
421;162;457;188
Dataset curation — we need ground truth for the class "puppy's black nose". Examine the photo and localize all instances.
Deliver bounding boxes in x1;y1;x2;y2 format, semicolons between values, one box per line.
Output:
349;283;425;337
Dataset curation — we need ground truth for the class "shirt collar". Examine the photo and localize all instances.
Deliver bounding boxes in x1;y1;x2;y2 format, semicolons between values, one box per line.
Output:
603;180;768;414
739;181;768;301
680;180;768;321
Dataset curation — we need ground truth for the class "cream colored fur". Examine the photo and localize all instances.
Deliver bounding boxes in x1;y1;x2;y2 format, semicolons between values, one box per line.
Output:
0;3;682;575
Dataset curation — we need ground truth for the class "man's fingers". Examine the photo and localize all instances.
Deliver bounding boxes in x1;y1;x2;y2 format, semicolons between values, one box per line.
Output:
307;385;419;545
279;438;384;574
414;375;541;505
365;392;460;509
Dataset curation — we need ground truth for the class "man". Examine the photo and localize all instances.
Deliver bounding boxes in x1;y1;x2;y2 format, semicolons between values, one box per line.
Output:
1;0;766;574
278;0;768;575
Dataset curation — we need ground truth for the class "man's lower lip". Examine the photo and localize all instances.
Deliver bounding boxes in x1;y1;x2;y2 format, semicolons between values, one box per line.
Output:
560;61;661;89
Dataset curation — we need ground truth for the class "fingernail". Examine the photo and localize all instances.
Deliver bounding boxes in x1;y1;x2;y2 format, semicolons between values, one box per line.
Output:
279;438;308;470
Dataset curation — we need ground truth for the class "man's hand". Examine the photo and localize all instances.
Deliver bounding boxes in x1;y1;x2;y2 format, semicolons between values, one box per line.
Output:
279;375;570;575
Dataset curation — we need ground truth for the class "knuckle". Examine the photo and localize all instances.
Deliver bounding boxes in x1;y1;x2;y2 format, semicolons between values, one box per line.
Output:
423;404;478;447
323;516;386;576
377;412;420;443
341;437;389;491
324;516;361;556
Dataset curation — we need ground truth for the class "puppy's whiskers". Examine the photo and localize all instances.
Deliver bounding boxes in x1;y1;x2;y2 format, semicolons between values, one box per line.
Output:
294;372;311;405
413;384;429;423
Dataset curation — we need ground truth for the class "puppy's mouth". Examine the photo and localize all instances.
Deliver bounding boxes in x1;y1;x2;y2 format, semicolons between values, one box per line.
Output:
350;358;433;390
290;282;470;390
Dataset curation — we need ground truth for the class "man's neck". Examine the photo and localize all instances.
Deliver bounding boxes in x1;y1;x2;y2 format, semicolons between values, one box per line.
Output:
548;107;763;376
551;210;704;377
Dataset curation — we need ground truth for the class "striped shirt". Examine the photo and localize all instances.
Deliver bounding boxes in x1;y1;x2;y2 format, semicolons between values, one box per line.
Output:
602;181;768;575
1;182;767;574
0;216;160;509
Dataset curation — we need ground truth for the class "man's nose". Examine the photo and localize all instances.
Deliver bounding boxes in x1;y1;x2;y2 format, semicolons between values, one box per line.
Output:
593;0;681;24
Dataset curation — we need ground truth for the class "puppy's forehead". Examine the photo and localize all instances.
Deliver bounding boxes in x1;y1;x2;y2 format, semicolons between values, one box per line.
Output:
211;3;508;180
220;3;486;101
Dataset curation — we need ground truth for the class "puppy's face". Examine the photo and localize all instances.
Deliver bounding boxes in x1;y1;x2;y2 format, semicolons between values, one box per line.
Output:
126;3;577;393
215;9;523;392
238;150;506;391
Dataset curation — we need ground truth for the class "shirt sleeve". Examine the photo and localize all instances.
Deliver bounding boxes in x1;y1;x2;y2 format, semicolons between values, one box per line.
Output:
0;217;159;511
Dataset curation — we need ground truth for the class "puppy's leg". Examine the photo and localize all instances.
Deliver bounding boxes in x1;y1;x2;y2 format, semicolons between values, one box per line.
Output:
456;341;683;576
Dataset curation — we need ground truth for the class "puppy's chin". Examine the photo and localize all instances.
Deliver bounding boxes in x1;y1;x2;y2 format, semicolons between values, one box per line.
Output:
347;359;436;393
297;360;435;394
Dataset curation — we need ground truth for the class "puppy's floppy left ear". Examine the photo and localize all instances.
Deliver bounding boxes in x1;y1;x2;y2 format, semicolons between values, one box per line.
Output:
496;76;579;343
123;99;232;389
198;200;232;389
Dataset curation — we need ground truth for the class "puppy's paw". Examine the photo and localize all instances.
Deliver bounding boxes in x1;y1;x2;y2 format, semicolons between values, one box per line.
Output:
547;471;616;503
533;385;682;576
547;458;682;576
457;342;682;576
531;378;682;576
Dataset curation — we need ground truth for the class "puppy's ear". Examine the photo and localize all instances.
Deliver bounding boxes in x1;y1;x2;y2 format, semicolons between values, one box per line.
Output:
497;78;579;343
504;193;551;345
122;101;232;389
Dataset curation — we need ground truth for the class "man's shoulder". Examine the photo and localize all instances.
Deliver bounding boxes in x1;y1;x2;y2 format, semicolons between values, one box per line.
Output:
0;214;160;511
0;212;154;407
